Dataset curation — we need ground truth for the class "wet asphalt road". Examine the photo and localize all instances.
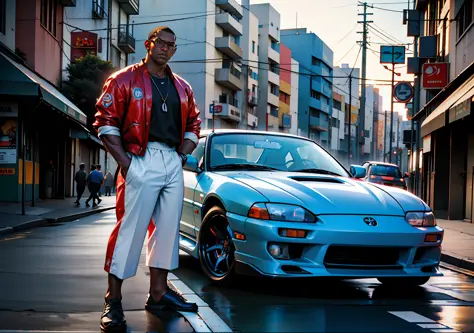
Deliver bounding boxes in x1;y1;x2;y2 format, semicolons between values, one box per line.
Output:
1;211;474;332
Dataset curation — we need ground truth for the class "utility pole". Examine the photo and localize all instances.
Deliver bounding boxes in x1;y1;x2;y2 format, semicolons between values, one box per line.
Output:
384;110;387;162
357;2;373;164
412;1;421;196
348;74;352;166
396;117;400;166
211;101;215;132
389;52;395;163
242;63;249;130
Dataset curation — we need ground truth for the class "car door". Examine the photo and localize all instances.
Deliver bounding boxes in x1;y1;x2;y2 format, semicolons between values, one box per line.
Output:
181;137;206;238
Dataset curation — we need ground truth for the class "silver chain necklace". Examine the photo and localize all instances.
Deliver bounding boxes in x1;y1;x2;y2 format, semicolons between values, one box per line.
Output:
150;75;170;112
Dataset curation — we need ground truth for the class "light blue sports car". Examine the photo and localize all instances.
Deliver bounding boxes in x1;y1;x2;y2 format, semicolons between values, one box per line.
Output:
179;129;444;286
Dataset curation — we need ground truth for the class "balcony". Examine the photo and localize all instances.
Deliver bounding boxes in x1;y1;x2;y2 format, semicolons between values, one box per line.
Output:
117;0;139;15
268;70;279;86
268;92;279;106
216;0;243;19
248;112;258;127
118;25;135;53
215;98;241;122
268;114;279;128
215;36;242;60
59;0;76;6
216;12;243;36
247;89;258;106
268;47;280;63
92;0;106;18
215;67;242;91
280;113;291;128
310;116;328;132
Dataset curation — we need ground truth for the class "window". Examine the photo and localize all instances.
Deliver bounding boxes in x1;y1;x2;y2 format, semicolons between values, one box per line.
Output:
333;99;342;111
40;0;57;37
310;90;321;99
190;137;206;169
252;41;255;53
456;0;473;39
0;0;5;35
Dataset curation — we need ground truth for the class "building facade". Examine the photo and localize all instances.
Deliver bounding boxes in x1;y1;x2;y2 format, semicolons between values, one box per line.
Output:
289;58;300;136
410;0;474;221
250;3;281;132
333;64;360;163
278;43;292;133
0;0;90;203
281;28;333;148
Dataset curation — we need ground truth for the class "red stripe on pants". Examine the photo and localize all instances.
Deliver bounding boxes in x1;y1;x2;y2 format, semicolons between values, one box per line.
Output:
104;169;126;273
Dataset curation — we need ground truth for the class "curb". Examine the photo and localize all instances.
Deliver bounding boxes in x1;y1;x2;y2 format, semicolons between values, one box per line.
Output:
0;206;115;237
441;253;474;274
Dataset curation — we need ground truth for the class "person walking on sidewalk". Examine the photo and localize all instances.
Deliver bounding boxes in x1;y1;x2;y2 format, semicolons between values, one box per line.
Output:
103;171;114;196
94;26;201;332
74;163;87;206
96;164;104;197
85;165;103;207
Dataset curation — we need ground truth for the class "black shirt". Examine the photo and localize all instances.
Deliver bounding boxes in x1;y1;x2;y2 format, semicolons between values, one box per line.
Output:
148;74;182;148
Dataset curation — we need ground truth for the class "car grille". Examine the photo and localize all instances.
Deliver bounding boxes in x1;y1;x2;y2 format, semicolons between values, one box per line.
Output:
324;245;402;269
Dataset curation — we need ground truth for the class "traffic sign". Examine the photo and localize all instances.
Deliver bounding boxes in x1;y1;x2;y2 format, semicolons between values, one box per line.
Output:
380;45;406;64
393;81;414;103
210;104;222;114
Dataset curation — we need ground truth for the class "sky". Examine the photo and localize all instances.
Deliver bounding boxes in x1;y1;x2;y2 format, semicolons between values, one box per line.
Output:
249;0;415;119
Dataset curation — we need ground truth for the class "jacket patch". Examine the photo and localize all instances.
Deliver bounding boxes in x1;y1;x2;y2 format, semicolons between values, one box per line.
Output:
133;87;144;100
102;93;113;108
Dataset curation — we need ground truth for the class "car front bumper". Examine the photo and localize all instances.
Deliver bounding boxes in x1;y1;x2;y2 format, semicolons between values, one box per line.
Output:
227;212;444;278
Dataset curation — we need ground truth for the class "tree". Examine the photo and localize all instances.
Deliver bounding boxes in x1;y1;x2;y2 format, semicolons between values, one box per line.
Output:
62;54;116;133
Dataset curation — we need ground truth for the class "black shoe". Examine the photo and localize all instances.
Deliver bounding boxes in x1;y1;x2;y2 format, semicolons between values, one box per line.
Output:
100;299;126;332
145;288;198;312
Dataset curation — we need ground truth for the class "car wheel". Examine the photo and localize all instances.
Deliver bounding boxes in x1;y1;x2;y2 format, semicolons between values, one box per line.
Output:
377;276;430;287
198;206;237;286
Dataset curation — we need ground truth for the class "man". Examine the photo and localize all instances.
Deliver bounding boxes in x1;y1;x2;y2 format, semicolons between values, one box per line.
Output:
74;163;87;206
94;26;201;332
85;165;103;207
96;164;104;197
103;170;114;196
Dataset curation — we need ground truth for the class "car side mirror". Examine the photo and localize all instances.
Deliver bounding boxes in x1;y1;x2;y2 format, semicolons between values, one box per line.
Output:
184;155;201;173
350;165;366;178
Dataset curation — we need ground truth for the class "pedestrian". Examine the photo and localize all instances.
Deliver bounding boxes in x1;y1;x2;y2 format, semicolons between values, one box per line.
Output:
93;26;201;332
85;165;103;207
74;163;87;206
103;171;114;196
97;164;104;197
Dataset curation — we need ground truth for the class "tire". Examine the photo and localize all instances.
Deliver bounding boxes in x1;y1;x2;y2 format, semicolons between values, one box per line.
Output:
377;276;430;287
198;206;237;286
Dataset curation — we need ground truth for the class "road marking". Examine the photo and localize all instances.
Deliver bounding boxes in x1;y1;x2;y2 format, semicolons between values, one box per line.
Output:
168;279;233;333
430;330;461;333
418;324;448;329
388;311;435;323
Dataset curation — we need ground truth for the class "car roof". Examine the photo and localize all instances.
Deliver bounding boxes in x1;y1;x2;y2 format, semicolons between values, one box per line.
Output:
199;129;311;140
363;161;399;168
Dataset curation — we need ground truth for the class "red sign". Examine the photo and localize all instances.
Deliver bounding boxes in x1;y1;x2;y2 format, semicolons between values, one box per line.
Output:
70;32;98;61
422;63;449;89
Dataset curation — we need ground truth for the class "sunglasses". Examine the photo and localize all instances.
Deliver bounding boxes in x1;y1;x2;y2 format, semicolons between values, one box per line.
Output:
150;37;177;50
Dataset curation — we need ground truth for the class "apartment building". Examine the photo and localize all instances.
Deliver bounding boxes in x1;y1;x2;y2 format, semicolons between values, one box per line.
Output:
289;58;300;136
0;0;92;203
333;65;360;163
410;0;474;220
249;3;281;132
131;0;245;130
281;28;333;149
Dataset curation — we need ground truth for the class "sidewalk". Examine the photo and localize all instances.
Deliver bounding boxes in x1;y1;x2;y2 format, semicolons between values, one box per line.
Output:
437;219;474;273
0;192;116;235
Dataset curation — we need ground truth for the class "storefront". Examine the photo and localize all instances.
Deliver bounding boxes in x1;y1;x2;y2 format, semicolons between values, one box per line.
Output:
0;50;89;204
419;64;474;221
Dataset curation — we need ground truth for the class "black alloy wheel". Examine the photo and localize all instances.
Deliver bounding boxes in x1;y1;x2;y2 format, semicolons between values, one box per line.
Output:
198;206;237;285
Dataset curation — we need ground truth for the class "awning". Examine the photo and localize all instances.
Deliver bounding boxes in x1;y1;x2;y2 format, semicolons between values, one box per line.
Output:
0;52;87;125
420;73;474;137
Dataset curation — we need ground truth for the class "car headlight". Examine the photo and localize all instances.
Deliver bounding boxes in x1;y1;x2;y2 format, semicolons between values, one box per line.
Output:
405;211;436;227
248;203;317;222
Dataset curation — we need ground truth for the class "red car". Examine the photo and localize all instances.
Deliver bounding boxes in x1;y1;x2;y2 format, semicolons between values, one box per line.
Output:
359;161;409;190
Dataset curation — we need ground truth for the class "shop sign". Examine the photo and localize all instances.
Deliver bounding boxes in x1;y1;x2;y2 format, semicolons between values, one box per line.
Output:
0;102;18;117
449;97;472;123
422;63;449;89
71;32;98;60
0;149;16;164
0;168;15;175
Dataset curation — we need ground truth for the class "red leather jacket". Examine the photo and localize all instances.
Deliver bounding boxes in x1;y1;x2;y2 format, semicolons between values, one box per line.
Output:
93;60;201;156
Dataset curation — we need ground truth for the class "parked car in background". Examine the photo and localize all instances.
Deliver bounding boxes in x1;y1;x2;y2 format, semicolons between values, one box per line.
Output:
360;161;409;190
179;130;443;287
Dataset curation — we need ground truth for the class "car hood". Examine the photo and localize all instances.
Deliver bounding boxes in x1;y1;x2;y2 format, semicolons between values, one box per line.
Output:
223;171;426;216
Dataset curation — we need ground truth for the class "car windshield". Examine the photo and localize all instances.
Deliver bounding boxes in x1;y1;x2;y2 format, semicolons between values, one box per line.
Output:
208;133;350;177
369;165;402;178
